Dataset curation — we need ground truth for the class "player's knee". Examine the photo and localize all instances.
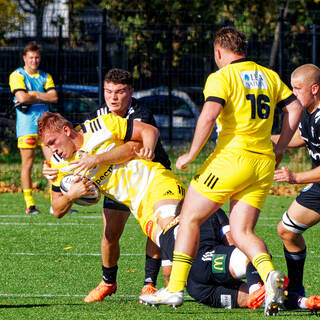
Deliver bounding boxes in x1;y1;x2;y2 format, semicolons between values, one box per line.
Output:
103;227;123;243
278;211;308;240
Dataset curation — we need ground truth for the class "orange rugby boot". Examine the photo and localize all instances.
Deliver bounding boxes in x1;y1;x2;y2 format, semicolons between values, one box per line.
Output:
84;280;117;303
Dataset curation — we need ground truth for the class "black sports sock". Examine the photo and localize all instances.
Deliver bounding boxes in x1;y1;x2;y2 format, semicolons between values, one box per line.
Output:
102;265;118;284
284;247;306;292
144;255;161;286
246;262;263;287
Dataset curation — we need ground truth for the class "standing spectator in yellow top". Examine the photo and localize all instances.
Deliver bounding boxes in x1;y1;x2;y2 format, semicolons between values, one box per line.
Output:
9;41;58;214
140;27;303;316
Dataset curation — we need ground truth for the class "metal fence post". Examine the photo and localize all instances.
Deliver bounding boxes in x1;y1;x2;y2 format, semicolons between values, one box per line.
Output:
278;8;284;78
168;25;173;143
98;8;107;107
312;24;319;66
58;24;63;112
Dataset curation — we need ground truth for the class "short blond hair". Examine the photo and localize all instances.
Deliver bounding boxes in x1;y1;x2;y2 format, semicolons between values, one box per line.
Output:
38;112;73;140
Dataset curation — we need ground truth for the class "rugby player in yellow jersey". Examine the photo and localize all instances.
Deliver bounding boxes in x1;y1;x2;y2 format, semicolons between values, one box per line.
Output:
37;111;185;263
139;26;303;316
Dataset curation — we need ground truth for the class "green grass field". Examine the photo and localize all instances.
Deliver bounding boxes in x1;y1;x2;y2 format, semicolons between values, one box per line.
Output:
0;192;319;320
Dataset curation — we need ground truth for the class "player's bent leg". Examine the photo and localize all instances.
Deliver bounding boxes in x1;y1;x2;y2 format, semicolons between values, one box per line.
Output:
84;207;129;303
167;186;221;292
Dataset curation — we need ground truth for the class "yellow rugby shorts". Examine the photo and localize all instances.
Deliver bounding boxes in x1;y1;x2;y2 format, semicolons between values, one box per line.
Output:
137;168;186;240
17;134;43;149
190;149;275;210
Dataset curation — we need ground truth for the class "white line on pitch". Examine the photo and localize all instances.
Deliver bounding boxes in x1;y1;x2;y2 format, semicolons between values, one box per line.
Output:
0;293;137;298
7;252;143;256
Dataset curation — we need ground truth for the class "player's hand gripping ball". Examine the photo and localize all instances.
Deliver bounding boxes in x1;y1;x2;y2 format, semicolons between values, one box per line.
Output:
60;174;101;206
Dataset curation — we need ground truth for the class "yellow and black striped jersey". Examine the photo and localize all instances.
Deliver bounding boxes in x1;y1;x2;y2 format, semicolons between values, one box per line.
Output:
50;113;184;234
203;59;296;157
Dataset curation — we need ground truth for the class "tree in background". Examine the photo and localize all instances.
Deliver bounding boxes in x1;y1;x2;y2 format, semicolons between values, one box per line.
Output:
0;0;23;44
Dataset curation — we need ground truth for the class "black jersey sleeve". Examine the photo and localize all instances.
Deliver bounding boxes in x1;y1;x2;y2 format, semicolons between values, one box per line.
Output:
128;98;171;169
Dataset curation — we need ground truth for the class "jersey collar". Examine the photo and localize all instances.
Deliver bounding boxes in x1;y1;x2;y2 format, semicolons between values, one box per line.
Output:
231;58;250;64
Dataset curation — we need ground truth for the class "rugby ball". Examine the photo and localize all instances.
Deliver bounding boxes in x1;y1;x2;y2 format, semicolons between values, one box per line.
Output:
60;174;101;206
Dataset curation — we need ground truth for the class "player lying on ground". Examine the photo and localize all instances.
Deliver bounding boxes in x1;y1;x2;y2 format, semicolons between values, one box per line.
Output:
140;202;320;310
37;111;186;291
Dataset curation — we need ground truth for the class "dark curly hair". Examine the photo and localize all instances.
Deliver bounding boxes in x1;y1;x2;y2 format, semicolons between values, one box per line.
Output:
104;68;133;88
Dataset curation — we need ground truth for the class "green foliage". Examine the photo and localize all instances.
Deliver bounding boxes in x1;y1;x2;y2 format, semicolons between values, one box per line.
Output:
0;0;23;42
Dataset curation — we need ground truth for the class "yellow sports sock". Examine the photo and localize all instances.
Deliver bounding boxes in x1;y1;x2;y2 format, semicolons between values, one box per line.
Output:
252;252;275;283
23;188;34;208
167;251;193;293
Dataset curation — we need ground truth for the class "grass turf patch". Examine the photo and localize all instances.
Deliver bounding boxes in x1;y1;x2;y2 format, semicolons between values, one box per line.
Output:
0;193;319;319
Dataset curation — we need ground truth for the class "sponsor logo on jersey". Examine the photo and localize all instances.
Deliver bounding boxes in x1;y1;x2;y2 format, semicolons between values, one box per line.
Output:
95;166;113;185
212;253;226;274
240;71;268;89
145;220;154;238
164;190;174;196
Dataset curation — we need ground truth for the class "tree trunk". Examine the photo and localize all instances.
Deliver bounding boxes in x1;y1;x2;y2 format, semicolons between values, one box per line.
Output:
268;0;290;69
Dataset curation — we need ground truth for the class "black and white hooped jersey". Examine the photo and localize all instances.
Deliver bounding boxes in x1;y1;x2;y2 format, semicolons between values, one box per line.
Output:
299;107;320;168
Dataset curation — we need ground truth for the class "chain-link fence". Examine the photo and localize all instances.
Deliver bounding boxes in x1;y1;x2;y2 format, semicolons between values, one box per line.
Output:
1;7;320;149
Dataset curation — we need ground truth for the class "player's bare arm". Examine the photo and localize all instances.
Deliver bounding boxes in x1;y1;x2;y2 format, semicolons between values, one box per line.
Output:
274;99;304;167
51;176;95;218
28;89;58;104
14;89;58;105
71;141;142;175
131;119;159;160
272;129;305;149
176;101;222;170
274;165;320;184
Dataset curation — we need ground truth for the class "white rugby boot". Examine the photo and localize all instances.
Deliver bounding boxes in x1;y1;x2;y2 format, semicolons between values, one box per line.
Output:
264;270;285;316
139;287;184;309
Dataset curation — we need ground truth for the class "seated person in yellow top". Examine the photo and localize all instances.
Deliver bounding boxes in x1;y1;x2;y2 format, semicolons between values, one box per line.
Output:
37;111;185;244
